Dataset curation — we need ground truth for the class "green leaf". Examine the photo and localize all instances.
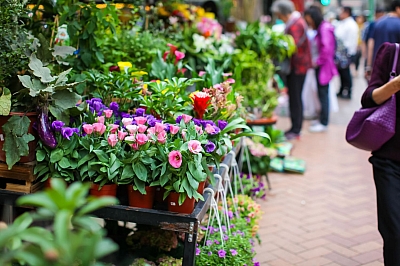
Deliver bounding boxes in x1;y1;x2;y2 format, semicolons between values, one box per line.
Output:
0;88;11;115
93;150;109;163
58;157;71;168
77;196;117;216
133;162;148;182
17;75;34;90
28;54;55;83
52;46;76;58
134;179;146;194
55;68;72;86
77;153;95;167
36;149;46;162
186;172;199;190
160;173;170;187
54;209;71;244
50;148;64;163
52;90;82;110
121;165;134;180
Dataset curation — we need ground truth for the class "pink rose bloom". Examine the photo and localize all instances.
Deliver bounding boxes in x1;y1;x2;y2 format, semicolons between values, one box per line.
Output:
147;127;156;135
126;125;138;135
124;135;136;143
93;123;106;135
222;72;232;77
226;78;235;84
97;116;105;124
195;125;203;134
168;150;182;168
174;50;185;61
104;109;113;118
199;71;206;77
109;124;119;133
157;130;167;144
118;130;128;141
138;124;148;133
188;140;202;154
83;124;94;135
134;116;147;125
155;122;165;133
205;124;216;134
107;134;118;147
213;84;223;90
169;125;180;135
131;142;139;150
181;114;192;123
122;118;133;126
136;133;148;145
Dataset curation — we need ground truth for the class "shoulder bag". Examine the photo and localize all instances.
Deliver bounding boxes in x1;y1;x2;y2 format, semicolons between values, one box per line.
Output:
345;43;399;151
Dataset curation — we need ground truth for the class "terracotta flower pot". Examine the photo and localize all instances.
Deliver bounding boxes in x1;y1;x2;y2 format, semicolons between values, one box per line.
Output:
0;112;38;163
167;192;195;214
197;181;206;195
90;183;117;198
127;185;155;209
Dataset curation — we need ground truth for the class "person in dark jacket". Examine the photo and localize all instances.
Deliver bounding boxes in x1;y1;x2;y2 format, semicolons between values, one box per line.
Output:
304;6;338;133
361;42;400;265
271;0;312;140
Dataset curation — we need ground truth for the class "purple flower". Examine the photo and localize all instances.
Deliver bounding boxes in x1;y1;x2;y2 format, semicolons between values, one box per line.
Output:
253;262;260;266
120;112;131;118
196;248;200;256
136;108;145;116
229;224;235;228
164;123;170;133
245;217;251;223
212;126;221;134
223;235;229;241
228;210;233;219
217;249;226;258
147;117;158;127
91;98;102;103
192;118;202;126
200;120;215;128
221;225;227;232
176;115;182;124
109;102;119;112
230;249;238;256
92;101;103;112
214;240;220;245
251;248;255;253
61;127;74;140
51;121;65;132
208;251;212;256
205;141;216;153
218;120;228;130
206;240;213;246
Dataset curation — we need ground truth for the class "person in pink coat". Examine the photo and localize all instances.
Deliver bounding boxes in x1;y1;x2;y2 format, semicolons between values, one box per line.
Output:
304;6;338;132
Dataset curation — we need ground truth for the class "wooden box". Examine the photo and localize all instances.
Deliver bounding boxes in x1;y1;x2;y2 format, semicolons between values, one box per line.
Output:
0;162;42;193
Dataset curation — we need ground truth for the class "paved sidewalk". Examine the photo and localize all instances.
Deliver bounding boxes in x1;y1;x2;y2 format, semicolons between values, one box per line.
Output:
254;75;384;265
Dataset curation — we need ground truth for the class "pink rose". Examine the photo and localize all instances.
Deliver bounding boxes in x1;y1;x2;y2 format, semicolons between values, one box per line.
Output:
155;122;165;133
205;124;216;134
147;127;156;135
93;123;106;135
222;72;232;77
118;130;128;141
168;150;182;168
131;142;139;150
199;71;206;77
104;109;113;118
188;140;202;154
170;125;180;135
226;78;235;84
124;135;136;143
109;124;119;134
122;118;133;126
134;116;147;125
195;125;203;134
126;125;138;135
83;124;93;135
157;130;167;144
181;114;192;123
174;50;185;62
97;116;105;124
107;134;118;147
138;124;147;133
136;133;148;145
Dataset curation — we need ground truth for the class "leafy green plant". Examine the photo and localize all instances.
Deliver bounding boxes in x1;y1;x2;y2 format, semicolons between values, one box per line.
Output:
0;179;118;266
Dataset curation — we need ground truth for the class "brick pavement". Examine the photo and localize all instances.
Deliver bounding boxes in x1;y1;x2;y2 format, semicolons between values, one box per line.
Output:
254;74;384;265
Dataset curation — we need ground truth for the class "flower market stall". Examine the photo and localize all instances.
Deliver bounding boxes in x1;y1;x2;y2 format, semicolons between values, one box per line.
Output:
0;1;294;265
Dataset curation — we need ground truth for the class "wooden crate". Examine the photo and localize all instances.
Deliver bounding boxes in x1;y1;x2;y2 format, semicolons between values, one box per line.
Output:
0;162;43;193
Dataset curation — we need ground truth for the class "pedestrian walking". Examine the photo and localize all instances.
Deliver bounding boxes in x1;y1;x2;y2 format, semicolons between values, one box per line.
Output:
365;1;400;80
304;6;338;133
334;6;358;99
361;42;400;266
271;0;312;140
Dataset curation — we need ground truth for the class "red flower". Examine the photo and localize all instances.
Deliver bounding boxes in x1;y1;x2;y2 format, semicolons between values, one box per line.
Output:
163;43;178;62
177;68;187;74
191;91;211;119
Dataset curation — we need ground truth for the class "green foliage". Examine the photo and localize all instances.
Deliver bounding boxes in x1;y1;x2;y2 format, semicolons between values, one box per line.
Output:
0;179;118;266
0;0;30;90
2;115;35;169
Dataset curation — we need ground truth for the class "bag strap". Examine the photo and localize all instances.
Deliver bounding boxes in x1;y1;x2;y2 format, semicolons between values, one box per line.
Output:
390;43;399;80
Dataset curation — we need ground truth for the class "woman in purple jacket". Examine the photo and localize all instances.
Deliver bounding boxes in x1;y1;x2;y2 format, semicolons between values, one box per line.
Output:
361;42;400;265
304;7;338;132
